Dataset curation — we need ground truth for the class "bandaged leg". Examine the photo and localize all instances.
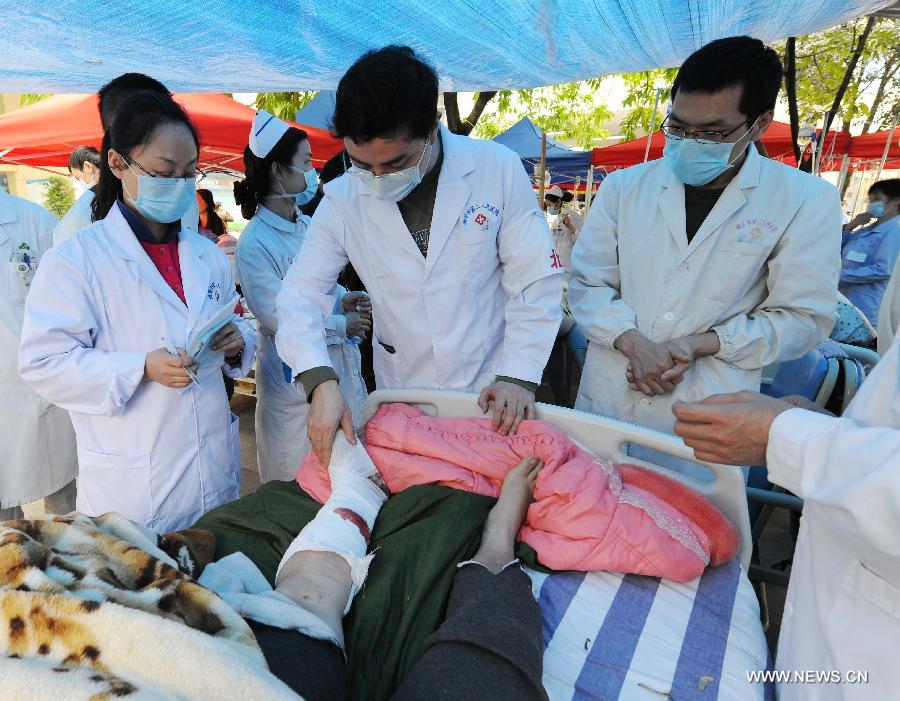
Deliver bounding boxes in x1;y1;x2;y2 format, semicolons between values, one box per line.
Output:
275;433;387;644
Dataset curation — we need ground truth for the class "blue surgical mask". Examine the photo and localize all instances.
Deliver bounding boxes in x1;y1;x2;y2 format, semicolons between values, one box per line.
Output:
348;139;432;202
273;165;319;206
867;201;886;218
294;167;319;206
121;161;197;224
663;120;757;186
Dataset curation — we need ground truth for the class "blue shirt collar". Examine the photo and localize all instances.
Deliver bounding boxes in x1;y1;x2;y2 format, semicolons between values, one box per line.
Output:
116;200;179;244
256;204;298;233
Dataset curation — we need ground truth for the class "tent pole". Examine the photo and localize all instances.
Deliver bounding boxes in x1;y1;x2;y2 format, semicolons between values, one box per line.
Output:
574;175;581;203
875;110;899;181
850;162;868;218
585;166;595;211
538;131;547;208
643;88;662;163
836;154;850;194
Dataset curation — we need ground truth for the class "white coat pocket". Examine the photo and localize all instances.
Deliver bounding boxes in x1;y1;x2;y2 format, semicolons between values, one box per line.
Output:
461;229;499;293
710;244;770;304
372;336;401;389
821;560;900;697
7;260;31;304
76;448;153;524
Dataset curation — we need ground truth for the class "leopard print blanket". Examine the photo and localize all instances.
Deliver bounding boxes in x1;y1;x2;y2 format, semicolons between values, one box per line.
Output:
0;512;300;700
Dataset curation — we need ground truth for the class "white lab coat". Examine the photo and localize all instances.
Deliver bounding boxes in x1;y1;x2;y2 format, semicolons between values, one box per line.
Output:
276;125;563;391
52;189;94;247
0;190;77;508
571;145;841;435
767;330;900;700
19;203;258;532
546;207;583;269
236;206;367;483
878;256;900;357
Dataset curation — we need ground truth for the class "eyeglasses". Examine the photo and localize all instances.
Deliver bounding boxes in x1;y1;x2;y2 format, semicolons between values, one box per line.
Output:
660;116;750;145
347;139;429;175
124;155;204;183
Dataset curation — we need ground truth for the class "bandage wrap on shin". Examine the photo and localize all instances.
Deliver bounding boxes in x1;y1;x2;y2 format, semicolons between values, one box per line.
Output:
276;435;387;612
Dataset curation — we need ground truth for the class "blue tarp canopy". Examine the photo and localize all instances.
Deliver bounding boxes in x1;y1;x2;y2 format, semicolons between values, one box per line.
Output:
0;1;889;92
493;117;593;184
295;91;336;131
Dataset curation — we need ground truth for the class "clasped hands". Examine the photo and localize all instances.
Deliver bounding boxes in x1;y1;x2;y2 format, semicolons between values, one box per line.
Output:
615;329;720;397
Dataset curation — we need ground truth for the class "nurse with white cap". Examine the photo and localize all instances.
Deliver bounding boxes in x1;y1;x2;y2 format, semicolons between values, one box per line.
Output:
235;110;369;483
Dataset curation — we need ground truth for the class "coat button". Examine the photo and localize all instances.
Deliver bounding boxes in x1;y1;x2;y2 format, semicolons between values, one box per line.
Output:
663;312;675;321
640;398;651;407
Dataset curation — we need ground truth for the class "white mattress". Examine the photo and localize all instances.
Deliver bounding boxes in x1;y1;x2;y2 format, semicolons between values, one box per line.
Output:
528;559;774;701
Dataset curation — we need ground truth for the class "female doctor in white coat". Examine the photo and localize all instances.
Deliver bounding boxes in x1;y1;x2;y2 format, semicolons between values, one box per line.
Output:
235;111;368;482
19;91;257;533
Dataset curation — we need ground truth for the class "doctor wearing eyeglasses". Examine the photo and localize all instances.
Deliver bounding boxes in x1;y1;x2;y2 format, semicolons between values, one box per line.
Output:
570;37;842;454
275;46;562;467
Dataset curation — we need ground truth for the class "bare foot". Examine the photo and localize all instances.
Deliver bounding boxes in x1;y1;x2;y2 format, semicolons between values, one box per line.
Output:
473;457;543;573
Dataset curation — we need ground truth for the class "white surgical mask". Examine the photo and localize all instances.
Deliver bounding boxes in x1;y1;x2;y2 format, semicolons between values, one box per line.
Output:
71;176;88;197
348;138;432;202
663;118;758;186
121;159;197;224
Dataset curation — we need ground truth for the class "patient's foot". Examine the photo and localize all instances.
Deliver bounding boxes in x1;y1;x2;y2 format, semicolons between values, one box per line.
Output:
473;457;543;573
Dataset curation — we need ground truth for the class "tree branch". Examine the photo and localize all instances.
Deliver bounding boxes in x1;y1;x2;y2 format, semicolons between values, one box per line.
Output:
822;16;876;145
443;92;462;134
460;91;498;136
785;37;802;164
862;46;900;133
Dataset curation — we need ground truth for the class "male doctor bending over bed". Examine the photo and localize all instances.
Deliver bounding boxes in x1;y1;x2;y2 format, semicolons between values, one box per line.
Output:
276;45;563;466
672;332;900;700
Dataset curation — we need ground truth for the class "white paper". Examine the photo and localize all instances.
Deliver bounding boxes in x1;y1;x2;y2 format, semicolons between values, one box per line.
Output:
178;292;240;394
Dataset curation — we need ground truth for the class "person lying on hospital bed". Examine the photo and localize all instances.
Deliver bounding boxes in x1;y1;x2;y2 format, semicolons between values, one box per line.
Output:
261;436;548;701
0;440;549;701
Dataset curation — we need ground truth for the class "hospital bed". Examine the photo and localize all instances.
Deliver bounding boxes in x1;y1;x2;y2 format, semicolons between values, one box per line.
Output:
364;390;772;701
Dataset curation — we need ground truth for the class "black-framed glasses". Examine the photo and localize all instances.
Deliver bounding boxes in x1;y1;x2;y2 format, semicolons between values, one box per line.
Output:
123;154;202;183
660;115;749;145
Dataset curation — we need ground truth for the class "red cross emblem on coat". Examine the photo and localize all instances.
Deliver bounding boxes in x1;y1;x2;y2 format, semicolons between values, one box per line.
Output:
550;249;563;269
474;213;487;226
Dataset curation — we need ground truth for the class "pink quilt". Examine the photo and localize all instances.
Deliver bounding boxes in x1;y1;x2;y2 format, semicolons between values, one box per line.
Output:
296;403;739;582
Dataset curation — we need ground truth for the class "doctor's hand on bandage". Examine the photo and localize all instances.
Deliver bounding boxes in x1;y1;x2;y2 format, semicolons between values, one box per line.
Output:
477;381;536;436
144;348;198;388
211;321;245;362
308;380;357;467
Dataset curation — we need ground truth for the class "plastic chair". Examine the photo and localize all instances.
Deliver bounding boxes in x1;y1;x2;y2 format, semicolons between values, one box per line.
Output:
840;357;865;414
760;351;839;409
838;342;879;375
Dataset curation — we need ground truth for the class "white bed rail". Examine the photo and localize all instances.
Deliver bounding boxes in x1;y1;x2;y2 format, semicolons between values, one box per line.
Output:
364;389;752;571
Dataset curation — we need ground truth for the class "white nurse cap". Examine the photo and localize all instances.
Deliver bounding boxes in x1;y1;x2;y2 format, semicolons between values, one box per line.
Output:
249;109;290;158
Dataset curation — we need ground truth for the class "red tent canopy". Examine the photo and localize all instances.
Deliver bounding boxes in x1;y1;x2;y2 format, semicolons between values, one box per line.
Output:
591;121;800;168
591;121;898;172
848;128;900;161
0;93;342;172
